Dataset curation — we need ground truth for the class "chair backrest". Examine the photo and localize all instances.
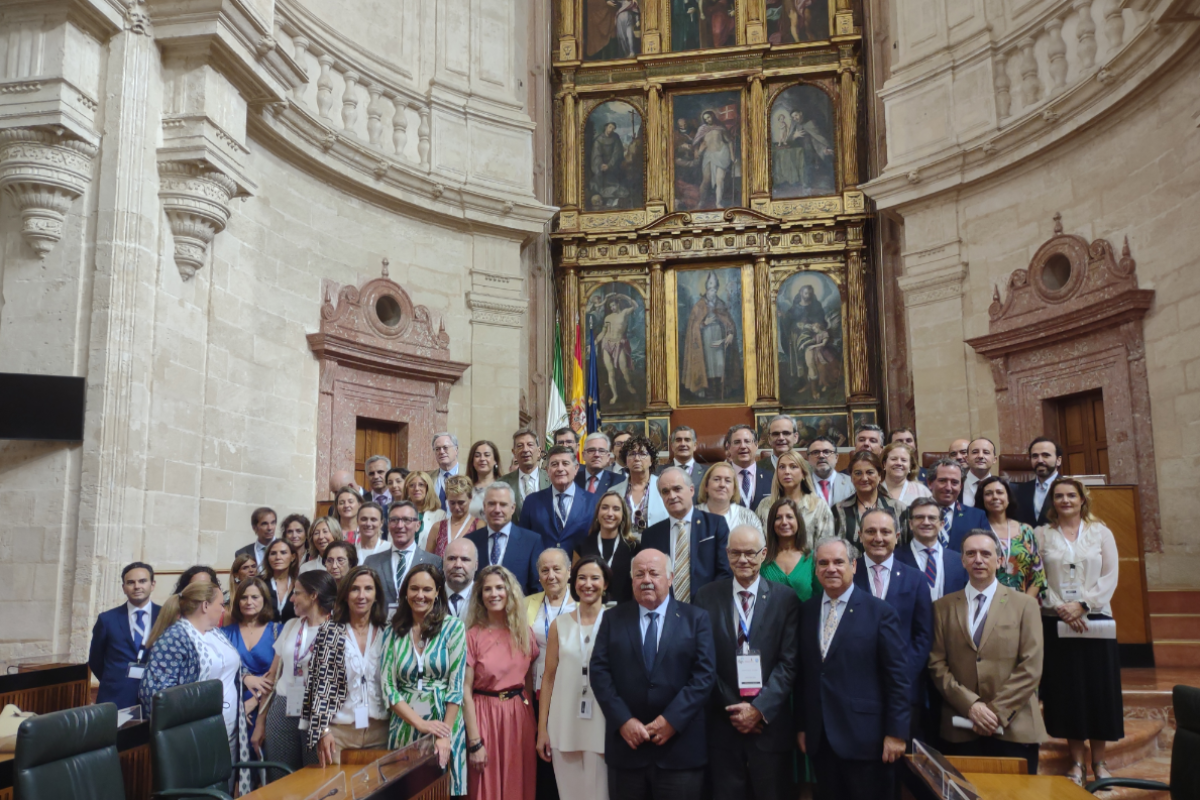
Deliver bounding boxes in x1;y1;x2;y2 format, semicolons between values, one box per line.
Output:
1172;684;1200;800
14;702;125;800
150;680;232;793
998;454;1036;483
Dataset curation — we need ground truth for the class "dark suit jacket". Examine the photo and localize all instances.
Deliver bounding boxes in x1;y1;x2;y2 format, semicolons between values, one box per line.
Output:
266;577;299;624
363;547;443;607
642;508;732;597
941;503;990;552
88;603;161;709
796;588;911;760
518;485;599;556
234;539;270;565
731;464;774;511
1011;479;1053;528
575;467;621;497
894;543;969;599
500;468;550;518
466;524;545;595
694;578;801;754
574;533;636;604
852;557;933;698
654;459;709;480
590;597;717;770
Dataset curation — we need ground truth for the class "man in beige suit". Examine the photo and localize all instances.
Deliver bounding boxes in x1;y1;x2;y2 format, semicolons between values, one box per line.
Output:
928;529;1046;774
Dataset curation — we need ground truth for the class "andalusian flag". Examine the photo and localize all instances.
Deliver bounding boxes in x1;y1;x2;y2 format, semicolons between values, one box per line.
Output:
546;319;568;448
569;324;587;454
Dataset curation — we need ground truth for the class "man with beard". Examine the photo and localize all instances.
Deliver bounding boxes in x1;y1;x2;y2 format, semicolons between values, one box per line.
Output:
590;121;628;209
1011;437;1062;527
442;537;477;619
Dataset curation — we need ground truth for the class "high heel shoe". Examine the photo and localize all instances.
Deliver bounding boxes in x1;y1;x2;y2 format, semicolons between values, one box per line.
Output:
1092;760;1113;781
1066;761;1086;786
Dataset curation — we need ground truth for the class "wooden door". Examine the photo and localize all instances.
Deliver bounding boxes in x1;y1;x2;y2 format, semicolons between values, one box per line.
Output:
1055;390;1108;477
355;418;402;489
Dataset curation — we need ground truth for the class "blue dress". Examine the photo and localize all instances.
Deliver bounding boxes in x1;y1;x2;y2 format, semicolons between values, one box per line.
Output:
221;622;281;728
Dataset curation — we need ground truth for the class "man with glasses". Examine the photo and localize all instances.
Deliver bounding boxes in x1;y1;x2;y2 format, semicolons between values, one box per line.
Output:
501;428;549;516
610;431;633;475
431;432;460;511
922;458;987;552
364;500;442;613
757;415;799;472
896;498;968;602
694;526;801;800
657;425;708;479
805;436;853;506
576;431;619;494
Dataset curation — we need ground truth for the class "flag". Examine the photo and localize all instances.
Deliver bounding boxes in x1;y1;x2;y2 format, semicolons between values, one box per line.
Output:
546;319;568;448
585;326;603;438
569;323;586;457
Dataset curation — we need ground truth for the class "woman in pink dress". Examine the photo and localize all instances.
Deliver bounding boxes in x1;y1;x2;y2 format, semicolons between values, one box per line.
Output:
462;565;538;800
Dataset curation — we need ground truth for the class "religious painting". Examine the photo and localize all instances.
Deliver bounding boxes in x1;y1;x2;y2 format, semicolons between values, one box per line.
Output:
754;412;791;446
584;281;646;414
794;412;850;447
765;0;829;44
671;90;743;212
670;0;737;52
647;416;671;453
770;84;837;199
676;266;745;406
583;101;645;211
851;409;877;433
776;271;844;406
584;0;642;61
600;418;647;443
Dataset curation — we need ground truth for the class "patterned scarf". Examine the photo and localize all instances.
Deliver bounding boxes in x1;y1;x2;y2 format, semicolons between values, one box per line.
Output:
180;619;213;680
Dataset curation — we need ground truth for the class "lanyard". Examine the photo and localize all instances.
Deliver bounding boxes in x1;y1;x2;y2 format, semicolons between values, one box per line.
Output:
576;607;604;692
409;628;428;690
293;623;317;677
543;594;571;642
596;533;619;567
734;591;755;653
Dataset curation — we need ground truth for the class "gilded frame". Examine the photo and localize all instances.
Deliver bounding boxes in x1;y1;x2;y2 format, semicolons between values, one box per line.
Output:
664;0;747;56
578;94;650;220
667;85;749;215
769;258;850;408
766;79;840;203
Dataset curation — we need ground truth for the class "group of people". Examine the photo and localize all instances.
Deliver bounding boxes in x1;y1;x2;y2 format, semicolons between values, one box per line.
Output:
88;420;1124;799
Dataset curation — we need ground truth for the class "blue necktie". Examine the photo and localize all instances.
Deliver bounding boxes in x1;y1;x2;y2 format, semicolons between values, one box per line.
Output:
555;492;567;532
133;610;147;652
490;532;505;566
642;612;659;673
439;474;448;506
923;547;938;589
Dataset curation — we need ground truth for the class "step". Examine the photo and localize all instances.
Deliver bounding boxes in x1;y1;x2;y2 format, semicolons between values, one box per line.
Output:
1149;613;1200;640
1040;718;1164;775
1147;590;1200;614
1152;641;1200;668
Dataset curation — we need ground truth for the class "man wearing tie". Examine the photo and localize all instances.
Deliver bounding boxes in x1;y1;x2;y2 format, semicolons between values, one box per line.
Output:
656;425;708;479
805;437;854;507
694;526;801;800
923;458;988;553
1012;437;1062;527
642;467;732;602
443;538;478;619
896;498;969;602
929;530;1046;774
466;483;544;594
364;501;442;610
432;431;460;510
88;563;161;710
726;425;773;510
500;428;548;517
576;432;620;495
520;445;600;555
757;415;799;472
796;538;910;800
234;507;278;569
590;549;717;799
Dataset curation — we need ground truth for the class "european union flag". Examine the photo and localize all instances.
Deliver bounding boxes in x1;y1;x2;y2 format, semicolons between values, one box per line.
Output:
586;326;603;435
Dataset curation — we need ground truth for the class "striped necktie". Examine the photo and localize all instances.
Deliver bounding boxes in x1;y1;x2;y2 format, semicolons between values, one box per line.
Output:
939;507;952;547
923;546;938;589
672;520;691;602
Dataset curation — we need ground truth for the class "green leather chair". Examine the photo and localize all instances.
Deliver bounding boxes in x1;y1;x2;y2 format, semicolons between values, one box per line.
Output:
1087;684;1200;798
149;680;292;799
14;702;125;800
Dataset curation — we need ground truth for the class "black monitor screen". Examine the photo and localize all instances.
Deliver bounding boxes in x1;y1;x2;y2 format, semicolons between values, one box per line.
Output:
0;373;86;441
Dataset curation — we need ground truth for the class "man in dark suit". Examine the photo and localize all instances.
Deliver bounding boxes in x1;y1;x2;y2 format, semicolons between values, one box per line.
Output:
590;548;717;798
1011;437;1062;528
694;525;801;800
756;415;799;472
363;455;396;515
725;424;773;510
656;425;708;480
576;432;621;495
88;562;161;710
797;537;910;800
642;466;731;602
234;506;278;568
467;482;544;594
923;458;988;552
364;501;443;609
520;445;599;556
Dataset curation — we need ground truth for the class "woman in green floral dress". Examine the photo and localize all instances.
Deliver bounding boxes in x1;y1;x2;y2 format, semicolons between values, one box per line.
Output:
759;497;817;602
976;476;1047;597
380;564;467;794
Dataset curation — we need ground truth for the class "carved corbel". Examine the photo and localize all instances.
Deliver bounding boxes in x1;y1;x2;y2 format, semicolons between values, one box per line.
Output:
0;128;98;258
158;162;238;280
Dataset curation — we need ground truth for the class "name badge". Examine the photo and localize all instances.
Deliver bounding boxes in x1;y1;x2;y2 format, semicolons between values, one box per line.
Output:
736;652;762;697
286;683;303;717
354;706;369;729
577;697;594;720
127;664;145;680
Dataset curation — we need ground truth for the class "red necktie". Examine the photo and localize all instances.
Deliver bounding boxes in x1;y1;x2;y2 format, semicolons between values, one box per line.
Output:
588;475;598;493
820;479;830;502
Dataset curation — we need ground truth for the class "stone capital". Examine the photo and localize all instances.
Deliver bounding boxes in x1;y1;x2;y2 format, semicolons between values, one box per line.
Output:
157;161;238;280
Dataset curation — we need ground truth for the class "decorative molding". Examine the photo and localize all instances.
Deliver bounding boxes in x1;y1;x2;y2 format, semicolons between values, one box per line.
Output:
157;162;238;280
895;261;968;308
0;127;98;257
465;293;528;328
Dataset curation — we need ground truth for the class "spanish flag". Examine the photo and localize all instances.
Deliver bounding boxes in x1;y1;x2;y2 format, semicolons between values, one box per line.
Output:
569;324;587;457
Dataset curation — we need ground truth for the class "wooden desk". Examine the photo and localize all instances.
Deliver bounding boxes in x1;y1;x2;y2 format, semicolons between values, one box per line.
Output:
241;763;449;800
964;773;1097;799
0;664;90;715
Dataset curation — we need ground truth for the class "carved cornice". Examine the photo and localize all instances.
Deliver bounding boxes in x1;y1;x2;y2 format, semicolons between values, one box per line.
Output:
0;128;98;257
466;293;528;329
157;161;238;280
895;261;968;308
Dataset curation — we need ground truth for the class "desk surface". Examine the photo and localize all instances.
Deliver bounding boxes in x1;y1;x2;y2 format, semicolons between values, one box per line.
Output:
965;773;1096;799
241;765;359;800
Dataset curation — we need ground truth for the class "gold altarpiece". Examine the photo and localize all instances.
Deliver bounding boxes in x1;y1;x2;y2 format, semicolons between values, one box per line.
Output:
553;0;879;446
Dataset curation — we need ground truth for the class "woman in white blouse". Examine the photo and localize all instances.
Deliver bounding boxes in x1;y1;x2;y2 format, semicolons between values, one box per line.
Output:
524;549;576;695
1035;477;1122;786
754;450;834;540
879;442;932;506
696;462;763;533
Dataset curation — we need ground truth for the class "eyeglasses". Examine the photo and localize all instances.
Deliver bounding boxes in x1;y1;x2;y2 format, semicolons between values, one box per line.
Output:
808;449;836;457
728;548;765;562
326;557;349;566
390;516;419;525
911;514;940;523
584;448;609;455
626;451;650;459
434;445;455;453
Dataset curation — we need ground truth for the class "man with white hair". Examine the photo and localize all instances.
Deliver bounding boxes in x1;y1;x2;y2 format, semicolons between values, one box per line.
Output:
694;525;801;800
576;431;620;494
642;466;731;602
364;454;394;513
465;481;543;594
432;431;460;510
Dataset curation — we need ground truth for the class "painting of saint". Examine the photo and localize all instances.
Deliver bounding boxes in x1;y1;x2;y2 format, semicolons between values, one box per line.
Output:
672;91;742;211
584;0;642;61
795;413;849;447
776;271;844;405
671;0;737;52
770;84;836;199
765;0;829;44
677;267;745;406
584;282;646;414
584;101;644;211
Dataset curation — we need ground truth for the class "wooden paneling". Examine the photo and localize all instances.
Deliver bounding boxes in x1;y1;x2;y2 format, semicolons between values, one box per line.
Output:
943;756;1027;775
1089;485;1150;645
120;744;151;800
0;665;90;715
355;419;402;490
965;773;1097;799
1055;390;1107;478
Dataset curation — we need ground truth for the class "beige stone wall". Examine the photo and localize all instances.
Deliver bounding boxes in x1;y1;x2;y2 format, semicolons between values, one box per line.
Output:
866;0;1200;587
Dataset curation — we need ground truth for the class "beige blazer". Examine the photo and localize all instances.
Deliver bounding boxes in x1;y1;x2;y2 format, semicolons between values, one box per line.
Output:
928;583;1047;745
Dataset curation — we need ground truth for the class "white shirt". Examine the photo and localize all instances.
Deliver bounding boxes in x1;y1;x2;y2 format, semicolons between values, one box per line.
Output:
732;575;761;636
671;458;698;476
202;630;242;737
447;582;473;618
273;618;322;705
962;471;987;507
864;554;895;600
638;594;671;649
909;539;946;600
253;539;271;568
486;522;513;566
553;483;576;523
519;468;542;500
334;625;388;724
126;600;152;651
1033;471;1059;517
965;579;999;642
436;463;460;498
820;583;855;654
357;537;392;560
666;508;695;572
389;541;419;595
733;463;758;507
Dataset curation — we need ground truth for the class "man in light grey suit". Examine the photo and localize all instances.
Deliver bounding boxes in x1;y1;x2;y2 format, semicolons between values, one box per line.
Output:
806;436;853;507
364;500;442;610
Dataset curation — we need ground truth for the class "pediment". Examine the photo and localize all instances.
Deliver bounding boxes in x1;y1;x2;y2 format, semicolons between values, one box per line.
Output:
638;206;779;233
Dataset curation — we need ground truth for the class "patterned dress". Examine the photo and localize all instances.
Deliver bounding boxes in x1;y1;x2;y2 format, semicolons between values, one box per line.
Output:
997;522;1048;596
380;617;468;796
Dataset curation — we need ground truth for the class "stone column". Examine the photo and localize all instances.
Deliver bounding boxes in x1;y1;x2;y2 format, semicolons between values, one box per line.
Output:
466;238;529;445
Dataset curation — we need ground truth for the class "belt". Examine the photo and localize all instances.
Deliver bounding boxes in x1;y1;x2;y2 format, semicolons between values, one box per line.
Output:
473;686;526;702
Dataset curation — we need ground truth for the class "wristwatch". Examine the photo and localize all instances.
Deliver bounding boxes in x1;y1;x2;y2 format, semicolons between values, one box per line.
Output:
1079;601;1090;613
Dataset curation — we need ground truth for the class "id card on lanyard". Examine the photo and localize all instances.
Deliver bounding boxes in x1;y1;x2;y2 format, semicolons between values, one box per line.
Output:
287;625;318;717
127;648;146;680
577;608;604;720
352;627;376;729
734;595;762;697
408;629;434;719
1061;538;1083;603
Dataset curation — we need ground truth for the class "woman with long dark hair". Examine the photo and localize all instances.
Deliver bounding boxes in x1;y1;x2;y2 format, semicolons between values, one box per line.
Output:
264;539;299;624
467;440;504;519
573;490;636;603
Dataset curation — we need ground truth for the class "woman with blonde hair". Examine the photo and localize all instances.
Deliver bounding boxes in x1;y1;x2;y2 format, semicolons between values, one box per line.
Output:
334;486;362;545
463;565;538;800
404;471;447;550
697;462;763;535
754;450;834;539
880;442;932;506
299;517;343;574
573;490;637;603
1035;477;1122;785
466;440;504;519
428;474;480;557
